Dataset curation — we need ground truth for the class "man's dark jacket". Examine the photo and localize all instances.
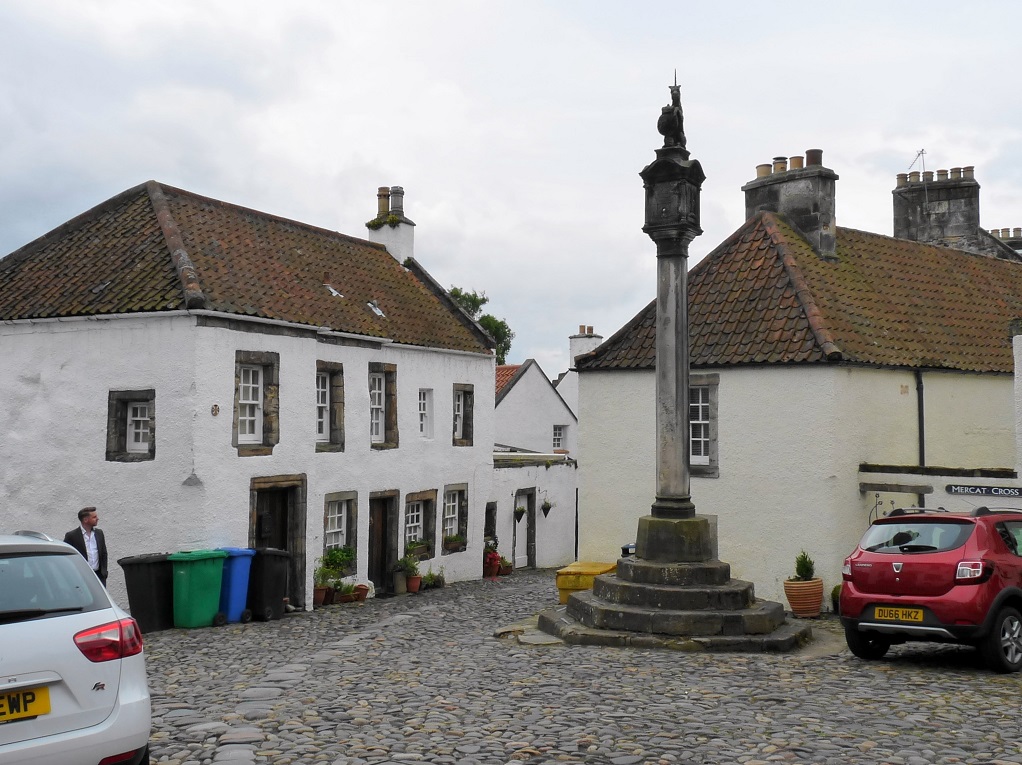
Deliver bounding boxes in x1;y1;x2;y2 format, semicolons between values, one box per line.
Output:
63;527;108;585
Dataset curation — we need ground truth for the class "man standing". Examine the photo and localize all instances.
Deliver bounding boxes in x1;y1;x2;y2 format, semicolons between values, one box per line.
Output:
64;506;108;586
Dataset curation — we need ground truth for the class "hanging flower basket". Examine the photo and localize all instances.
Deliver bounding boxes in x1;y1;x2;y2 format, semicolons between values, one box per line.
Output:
541;500;553;518
514;507;526;523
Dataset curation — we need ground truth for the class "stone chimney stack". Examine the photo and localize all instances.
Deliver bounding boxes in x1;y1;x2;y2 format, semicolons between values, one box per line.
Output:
366;185;416;263
741;149;838;260
892;166;981;249
569;324;603;368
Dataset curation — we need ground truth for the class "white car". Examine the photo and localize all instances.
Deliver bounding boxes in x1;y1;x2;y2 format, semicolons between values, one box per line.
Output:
0;531;151;764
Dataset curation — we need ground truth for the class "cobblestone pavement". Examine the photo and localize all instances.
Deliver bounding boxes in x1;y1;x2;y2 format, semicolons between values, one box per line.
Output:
144;568;1022;765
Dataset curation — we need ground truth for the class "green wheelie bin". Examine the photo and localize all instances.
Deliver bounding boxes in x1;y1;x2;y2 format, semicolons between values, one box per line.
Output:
168;549;228;628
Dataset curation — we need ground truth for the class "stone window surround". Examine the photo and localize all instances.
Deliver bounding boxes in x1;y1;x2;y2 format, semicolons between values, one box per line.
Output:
690;373;719;479
324;490;357;553
233;350;280;457
369;362;398;449
105;389;156;462
404;489;437;558
452;383;474;447
441;483;469;554
316;360;345;453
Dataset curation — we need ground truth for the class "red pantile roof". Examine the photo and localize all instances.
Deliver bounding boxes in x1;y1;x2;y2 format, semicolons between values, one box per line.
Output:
495;364;521;396
0;181;492;354
578;212;1022;374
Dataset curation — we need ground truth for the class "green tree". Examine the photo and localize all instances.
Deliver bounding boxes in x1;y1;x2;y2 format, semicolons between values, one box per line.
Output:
449;286;515;364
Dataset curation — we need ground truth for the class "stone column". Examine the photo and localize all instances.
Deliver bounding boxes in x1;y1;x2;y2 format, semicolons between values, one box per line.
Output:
639;83;705;522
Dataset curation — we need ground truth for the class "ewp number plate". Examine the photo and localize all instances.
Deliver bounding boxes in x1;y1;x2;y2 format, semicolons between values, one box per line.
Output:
875;606;923;622
0;686;51;723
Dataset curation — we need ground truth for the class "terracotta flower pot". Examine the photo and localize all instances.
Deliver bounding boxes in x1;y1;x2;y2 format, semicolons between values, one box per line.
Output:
783;578;824;618
483;562;500;578
353;584;370;602
313;585;329;607
406;575;422;593
498;564;512;576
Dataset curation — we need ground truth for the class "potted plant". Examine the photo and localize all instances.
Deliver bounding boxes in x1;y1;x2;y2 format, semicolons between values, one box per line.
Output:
334;580;357;603
443;533;466;552
514;506;526;523
483;548;500;578
313;564;332;607
353;583;370;601
322;546;356;577
783;550;824;618
406;539;429;560
396;555;422;593
498;556;513;576
541;499;553;517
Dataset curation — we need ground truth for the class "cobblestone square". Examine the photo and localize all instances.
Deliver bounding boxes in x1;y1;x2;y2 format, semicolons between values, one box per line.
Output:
145;569;1022;765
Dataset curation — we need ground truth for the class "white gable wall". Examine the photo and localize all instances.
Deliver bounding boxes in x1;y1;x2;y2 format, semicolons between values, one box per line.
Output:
2;314;494;609
578;363;1015;604
495;363;576;455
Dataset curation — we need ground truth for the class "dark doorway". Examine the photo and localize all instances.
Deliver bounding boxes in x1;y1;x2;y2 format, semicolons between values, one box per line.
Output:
251;475;307;609
368;493;398;594
513;488;537;569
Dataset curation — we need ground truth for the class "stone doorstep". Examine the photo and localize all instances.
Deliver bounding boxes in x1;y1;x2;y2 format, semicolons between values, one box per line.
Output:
556;561;617;604
537;606;814;653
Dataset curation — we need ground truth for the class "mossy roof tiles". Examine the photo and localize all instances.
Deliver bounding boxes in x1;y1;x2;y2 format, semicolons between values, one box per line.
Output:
0;181;491;355
578;212;1022;374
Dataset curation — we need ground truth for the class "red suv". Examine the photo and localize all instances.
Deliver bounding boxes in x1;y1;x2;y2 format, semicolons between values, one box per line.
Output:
840;506;1022;673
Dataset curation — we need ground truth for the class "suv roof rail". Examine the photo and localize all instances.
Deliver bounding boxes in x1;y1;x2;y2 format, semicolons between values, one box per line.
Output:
887;507;948;517
13;530;56;541
971;506;1022;517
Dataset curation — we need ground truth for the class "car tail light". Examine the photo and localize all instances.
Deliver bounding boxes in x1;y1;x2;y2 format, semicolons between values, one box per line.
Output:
74;618;144;662
841;558;852;579
955;559;993;584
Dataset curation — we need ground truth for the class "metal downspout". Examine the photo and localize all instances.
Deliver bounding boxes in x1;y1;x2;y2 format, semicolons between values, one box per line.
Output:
916;369;926;507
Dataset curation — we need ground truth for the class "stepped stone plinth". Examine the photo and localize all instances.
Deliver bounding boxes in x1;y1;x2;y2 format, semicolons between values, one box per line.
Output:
538;514;813;652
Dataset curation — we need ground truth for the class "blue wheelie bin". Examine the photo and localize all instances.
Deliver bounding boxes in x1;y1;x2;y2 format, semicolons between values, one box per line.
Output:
217;547;256;624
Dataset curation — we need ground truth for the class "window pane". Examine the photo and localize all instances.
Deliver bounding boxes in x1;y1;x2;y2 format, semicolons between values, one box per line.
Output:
126;402;150;453
442;492;459;537
369;373;384;442
325;499;347;549
453;390;464;439
418;388;433;438
316;372;329;441
405;501;423;543
689;386;709;465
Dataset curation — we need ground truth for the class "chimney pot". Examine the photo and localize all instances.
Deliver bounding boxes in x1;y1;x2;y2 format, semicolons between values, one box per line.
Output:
923;171;934;183
586;325;594;334
772;156;787;174
1003;228;1012;238
789;155;804;170
756;163;772;178
896;173;908;188
950;167;962;180
578;324;585;334
963;165;975;180
908;171;921;183
376;186;390;217
1014;228;1021;238
390;186;405;215
937;169;948;181
805;149;824;167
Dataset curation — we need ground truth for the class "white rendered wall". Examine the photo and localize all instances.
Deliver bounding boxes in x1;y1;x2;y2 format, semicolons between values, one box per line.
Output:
1;314;494;609
495;363;576;456
577;363;1017;605
490;460;577;570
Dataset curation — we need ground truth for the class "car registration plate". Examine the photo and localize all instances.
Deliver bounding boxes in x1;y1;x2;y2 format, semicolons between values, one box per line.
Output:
875;606;923;622
0;686;51;723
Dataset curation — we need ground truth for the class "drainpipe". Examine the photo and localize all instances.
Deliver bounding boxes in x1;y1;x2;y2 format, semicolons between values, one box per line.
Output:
916;370;926;507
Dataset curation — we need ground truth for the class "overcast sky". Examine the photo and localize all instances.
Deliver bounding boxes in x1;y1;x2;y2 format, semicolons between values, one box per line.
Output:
3;1;1022;375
